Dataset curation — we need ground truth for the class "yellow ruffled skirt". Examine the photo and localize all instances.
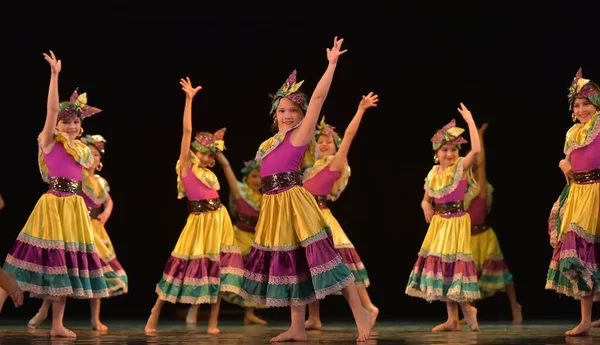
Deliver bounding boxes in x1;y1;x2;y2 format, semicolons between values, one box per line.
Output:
90;219;128;296
471;227;513;297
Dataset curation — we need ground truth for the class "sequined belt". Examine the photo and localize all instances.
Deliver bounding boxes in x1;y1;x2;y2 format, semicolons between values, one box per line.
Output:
187;198;221;213
471;223;490;236
434;201;464;215
89;207;101;220
573;168;600;184
235;213;259;231
261;172;303;193
314;195;328;209
48;177;82;194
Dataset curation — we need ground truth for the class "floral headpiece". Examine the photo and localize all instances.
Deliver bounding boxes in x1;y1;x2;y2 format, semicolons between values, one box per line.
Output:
58;88;102;121
315;116;342;148
240;159;260;176
270;70;308;115
568;67;600;110
191;132;225;154
81;134;106;155
431;119;468;151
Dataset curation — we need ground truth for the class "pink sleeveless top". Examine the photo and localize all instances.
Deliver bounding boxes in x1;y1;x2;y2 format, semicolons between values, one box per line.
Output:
234;198;260;232
467;195;487;225
260;132;307;176
181;166;219;200
45;143;83;181
434;179;468;218
571;133;600;172
303;166;341;195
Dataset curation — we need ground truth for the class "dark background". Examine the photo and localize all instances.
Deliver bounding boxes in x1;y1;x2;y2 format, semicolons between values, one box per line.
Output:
1;11;599;323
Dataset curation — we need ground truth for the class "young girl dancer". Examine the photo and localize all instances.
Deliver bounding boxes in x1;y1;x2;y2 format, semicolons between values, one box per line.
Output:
145;77;244;335
464;123;522;324
238;37;372;343
405;104;481;332
0;51;115;338
27;134;129;331
303;94;379;330
546;68;600;336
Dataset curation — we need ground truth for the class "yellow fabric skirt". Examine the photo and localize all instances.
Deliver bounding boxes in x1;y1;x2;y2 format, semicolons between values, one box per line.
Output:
471;227;513;297
234;226;256;259
90;219;128;296
2;193;114;298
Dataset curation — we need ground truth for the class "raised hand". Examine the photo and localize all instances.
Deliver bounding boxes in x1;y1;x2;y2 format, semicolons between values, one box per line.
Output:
358;92;379;110
43;50;62;75
326;36;348;65
478;122;488;135
213;127;226;141
457;102;474;123
180;77;202;100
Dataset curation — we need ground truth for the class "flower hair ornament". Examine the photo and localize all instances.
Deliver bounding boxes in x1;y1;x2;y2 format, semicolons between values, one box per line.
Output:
191;132;225;154
430;119;468;162
270;70;308;115
241;159;260;176
568;67;600;111
58;88;102;121
315;116;342;148
81;134;106;155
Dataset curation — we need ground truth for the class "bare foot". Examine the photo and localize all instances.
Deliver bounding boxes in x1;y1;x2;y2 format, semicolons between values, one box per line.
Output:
244;313;268;326
50;325;76;338
356;309;372;342
462;305;479;331
367;306;379;328
511;303;522;325
145;308;160;334
270;329;308;342
207;327;220;335
91;319;108;331
432;320;460;332
304;318;322;330
592;320;600;328
186;306;198;325
458;318;466;325
565;322;592;336
28;312;48;329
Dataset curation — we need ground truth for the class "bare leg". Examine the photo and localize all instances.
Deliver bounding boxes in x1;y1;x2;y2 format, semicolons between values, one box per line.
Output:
186;304;199;325
89;298;108;331
504;282;522;324
459;302;479;331
0;288;7;313
144;298;165;334
29;298;52;329
356;286;379;328
0;270;23;310
341;285;372;342
50;297;76;338
432;302;460;332
244;307;267;325
565;296;592;336
207;296;221;334
304;300;322;330
271;305;308;342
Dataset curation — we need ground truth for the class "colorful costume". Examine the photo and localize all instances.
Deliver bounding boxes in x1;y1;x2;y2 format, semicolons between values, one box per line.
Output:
465;183;513;297
239;71;354;307
155;134;245;304
2;90;118;299
80;134;128;296
406;119;481;302
303;117;370;288
229;160;262;259
546;68;600;300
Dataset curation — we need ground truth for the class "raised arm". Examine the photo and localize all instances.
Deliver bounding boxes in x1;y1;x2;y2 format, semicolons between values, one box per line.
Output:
331;92;379;171
40;51;62;154
457;102;481;171
97;192;113;225
178;77;202;174
292;37;347;146
476;123;488;198
216;152;242;200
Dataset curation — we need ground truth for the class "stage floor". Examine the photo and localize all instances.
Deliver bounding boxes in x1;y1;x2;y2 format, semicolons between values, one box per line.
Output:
0;320;597;344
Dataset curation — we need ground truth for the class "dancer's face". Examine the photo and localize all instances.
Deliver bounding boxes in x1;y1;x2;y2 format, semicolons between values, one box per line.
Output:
195;151;215;168
437;144;459;167
317;135;337;157
572;98;598;124
276;98;303;132
88;145;101;170
245;169;262;192
56;118;82;140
